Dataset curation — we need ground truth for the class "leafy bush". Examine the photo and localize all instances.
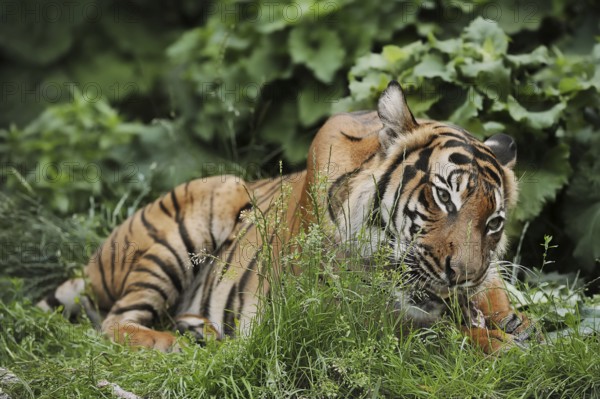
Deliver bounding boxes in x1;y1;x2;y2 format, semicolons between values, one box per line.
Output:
167;0;580;165
0;91;150;213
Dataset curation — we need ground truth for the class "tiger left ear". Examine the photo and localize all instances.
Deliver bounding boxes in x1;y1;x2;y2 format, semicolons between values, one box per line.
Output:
377;80;418;150
484;134;517;169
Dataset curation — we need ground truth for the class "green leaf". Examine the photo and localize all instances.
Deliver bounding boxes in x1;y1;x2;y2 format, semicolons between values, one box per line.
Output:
429;36;461;55
506;46;550;67
448;89;483;127
460;60;510;100
298;81;341;127
507;96;566;130
565;202;600;272
514;143;571;222
413;53;454;82
288;26;346;83
463;17;508;59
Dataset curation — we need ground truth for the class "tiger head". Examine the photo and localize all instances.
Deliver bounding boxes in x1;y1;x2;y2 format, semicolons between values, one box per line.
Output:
357;81;518;298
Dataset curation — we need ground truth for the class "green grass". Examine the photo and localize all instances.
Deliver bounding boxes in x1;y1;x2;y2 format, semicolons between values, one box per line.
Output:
1;193;599;398
1;238;600;398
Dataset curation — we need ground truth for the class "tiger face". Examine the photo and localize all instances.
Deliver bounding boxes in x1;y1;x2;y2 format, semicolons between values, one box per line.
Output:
343;81;518;300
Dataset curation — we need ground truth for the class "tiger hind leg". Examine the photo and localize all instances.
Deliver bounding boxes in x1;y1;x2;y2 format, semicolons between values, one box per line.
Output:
101;299;180;352
36;278;101;326
97;246;189;352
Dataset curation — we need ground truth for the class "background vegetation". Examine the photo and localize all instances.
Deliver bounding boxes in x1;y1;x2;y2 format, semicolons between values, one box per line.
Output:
1;0;600;397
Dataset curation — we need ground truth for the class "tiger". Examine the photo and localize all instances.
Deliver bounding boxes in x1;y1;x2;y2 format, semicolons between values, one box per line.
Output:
38;81;536;353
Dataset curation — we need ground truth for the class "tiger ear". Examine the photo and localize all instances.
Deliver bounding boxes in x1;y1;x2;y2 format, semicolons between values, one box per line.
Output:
484;134;517;169
377;80;418;150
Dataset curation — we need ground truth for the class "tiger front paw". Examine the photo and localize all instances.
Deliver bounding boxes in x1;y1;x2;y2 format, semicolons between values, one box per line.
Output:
491;311;541;344
463;326;521;354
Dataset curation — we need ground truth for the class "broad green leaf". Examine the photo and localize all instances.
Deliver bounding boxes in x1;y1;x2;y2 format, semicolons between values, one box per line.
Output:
288;26;346;83
429;36;461;54
482;121;505;133
507;96;566;130
565;202;600;272
514;143;571;222
460;60;510;100
463;17;508;59
298;81;341;127
506;46;550;67
413;54;454;82
448;89;483;127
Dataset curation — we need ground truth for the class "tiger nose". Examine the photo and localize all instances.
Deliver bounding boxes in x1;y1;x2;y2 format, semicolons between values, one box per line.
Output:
444;256;477;286
445;256;457;284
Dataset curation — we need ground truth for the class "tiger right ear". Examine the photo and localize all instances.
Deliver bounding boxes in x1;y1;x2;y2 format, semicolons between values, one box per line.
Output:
484;134;517;169
377;80;418;150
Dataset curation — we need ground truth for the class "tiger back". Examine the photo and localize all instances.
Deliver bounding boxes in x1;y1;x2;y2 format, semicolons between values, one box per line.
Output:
39;81;536;353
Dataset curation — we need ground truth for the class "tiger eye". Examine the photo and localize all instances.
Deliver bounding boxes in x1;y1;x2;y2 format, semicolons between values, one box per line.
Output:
487;217;503;231
437;188;451;203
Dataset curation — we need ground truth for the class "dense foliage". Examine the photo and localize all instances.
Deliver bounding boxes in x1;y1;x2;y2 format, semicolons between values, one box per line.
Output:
0;1;599;282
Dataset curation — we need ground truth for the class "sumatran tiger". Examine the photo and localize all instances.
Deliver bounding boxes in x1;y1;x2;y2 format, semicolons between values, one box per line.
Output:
38;81;537;353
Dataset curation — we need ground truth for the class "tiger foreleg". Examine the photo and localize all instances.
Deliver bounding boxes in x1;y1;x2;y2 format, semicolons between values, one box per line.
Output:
468;275;539;353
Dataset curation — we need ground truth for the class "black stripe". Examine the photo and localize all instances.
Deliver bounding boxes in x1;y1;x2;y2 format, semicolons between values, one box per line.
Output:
340;130;362;142
327;172;354;222
121;237;130;271
140;207;157;235
217;235;246;284
112;303;159;322
446;169;466;192
124;282;170;302
164;188;196;277
140;207;189;278
97;245;116;302
118;250;140;296
418;252;443;282
237;257;258;298
201;275;215;321
415;147;433;171
223;283;238;337
170;190;180;215
159;199;173;218
177;218;196;265
134;266;169;282
448;152;472;165
155;237;188;275
143;253;183;294
209;193;217;250
110;239;117;291
389;165;417;231
236;289;245;324
482;166;502;187
417;190;431;211
443;140;502;171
